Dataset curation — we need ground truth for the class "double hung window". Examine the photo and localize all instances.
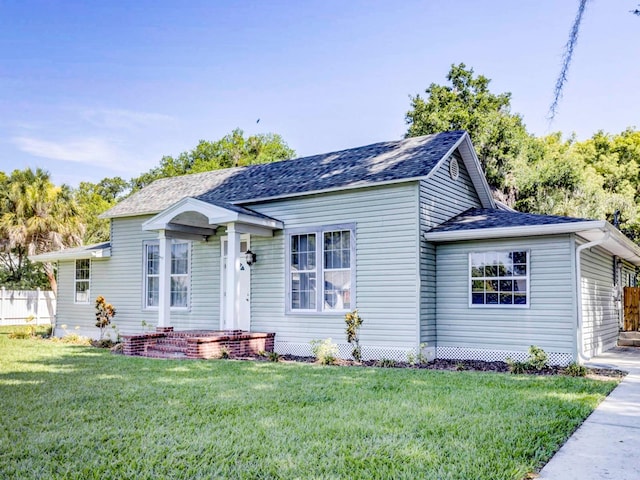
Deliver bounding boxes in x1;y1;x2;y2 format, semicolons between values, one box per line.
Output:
288;224;355;313
74;259;90;304
470;250;529;307
144;240;191;309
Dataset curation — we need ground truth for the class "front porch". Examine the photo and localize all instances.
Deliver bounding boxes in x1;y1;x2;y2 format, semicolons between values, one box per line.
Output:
141;196;283;333
122;328;276;359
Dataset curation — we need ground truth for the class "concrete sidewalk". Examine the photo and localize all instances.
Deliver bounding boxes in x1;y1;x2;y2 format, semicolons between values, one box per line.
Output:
538;347;640;479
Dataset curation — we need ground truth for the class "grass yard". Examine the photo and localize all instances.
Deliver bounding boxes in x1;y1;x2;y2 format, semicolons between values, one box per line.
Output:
0;332;619;480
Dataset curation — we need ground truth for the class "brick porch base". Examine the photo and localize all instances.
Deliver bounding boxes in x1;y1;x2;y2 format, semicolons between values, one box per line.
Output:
121;329;276;359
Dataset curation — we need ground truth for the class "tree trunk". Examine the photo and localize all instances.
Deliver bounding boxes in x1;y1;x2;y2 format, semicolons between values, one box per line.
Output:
43;262;57;297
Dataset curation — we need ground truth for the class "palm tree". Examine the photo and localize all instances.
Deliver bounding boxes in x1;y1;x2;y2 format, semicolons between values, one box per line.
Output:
0;168;84;294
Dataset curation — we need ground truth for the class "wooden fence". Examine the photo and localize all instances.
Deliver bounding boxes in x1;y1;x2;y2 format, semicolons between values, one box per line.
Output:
0;288;56;326
623;286;640;331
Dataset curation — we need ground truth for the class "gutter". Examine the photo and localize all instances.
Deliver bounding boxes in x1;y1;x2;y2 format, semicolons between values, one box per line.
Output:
425;220;605;242
575;231;610;363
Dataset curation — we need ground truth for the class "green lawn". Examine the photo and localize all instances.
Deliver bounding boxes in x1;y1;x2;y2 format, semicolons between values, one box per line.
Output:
0;332;619;480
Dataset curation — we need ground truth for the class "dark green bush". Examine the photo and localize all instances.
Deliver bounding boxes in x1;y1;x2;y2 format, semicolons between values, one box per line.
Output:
376;358;398;368
564;362;588;377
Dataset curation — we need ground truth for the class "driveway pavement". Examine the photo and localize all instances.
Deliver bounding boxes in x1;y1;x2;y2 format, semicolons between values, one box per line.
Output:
538;347;640;479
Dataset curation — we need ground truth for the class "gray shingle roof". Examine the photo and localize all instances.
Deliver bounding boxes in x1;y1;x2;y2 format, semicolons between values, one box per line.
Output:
102;131;465;218
429;208;592;233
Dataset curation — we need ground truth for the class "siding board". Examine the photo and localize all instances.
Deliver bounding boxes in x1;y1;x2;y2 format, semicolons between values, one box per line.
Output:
419;152;482;346
249;183;419;353
579;241;619;357
435;235;576;358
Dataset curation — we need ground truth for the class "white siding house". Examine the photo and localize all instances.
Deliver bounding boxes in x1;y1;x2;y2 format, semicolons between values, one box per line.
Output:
33;131;640;363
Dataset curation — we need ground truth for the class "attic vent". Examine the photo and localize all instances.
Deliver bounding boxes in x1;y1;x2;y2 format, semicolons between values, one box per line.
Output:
449;157;459;180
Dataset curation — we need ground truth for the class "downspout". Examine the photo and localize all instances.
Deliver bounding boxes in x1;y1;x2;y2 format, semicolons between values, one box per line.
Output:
575;231;610;363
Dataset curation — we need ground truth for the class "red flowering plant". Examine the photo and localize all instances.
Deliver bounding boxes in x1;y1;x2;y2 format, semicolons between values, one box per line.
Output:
95;295;116;340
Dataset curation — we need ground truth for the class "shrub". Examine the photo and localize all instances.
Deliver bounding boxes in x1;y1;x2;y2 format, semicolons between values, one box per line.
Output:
564;362;588;377
310;338;338;365
507;346;549;374
92;339;115;349
406;351;417;366
95;296;116;340
24;315;37;337
60;334;91;345
344;309;363;362
8;327;33;339
506;358;528;374
376;358;398;368
267;351;280;362
407;343;429;366
417;343;428;364
528;345;548;371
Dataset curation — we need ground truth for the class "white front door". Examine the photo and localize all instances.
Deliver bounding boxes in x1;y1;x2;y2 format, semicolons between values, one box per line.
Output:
221;236;251;331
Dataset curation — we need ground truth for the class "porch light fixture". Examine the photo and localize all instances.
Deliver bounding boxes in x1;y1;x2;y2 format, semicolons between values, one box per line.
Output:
245;250;257;266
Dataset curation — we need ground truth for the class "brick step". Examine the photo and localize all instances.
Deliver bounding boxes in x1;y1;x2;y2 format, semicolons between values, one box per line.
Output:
147;343;189;354
122;330;275;360
154;338;189;348
144;347;188;359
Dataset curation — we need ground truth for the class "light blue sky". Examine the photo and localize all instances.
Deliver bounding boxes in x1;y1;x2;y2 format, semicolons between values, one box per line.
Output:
1;1;638;186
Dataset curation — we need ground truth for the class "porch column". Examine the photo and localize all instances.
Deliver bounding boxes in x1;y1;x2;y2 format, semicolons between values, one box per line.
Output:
157;230;172;328
225;223;241;330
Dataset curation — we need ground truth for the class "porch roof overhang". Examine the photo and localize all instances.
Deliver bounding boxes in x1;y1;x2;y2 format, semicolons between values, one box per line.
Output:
29;242;112;262
141;197;283;238
425;220;640;266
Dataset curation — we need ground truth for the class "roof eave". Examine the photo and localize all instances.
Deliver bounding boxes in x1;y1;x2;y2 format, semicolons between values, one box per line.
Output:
425;220;640;266
600;222;640;265
141;197;283;233
424;221;607;242
451;133;495;209
100;209;162;220
30;246;112;263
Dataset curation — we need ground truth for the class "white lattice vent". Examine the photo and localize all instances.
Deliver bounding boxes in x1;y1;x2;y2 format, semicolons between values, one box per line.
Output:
274;343;573;366
274;341;416;362
436;347;573;366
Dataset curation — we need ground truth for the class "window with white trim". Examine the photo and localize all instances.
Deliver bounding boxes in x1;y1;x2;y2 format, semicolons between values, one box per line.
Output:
144;240;191;309
287;224;355;313
290;233;317;310
74;259;90;304
470;251;529;307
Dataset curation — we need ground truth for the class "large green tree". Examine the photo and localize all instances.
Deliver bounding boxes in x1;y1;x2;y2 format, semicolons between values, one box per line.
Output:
405;63;531;188
74;176;129;244
0;168;83;292
130;128;295;191
405;64;640;237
